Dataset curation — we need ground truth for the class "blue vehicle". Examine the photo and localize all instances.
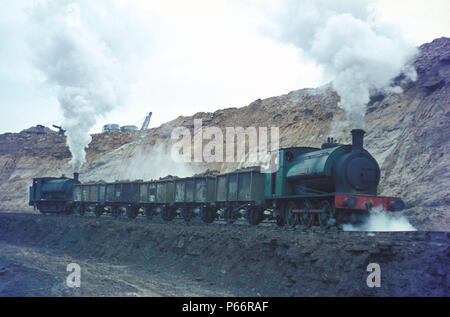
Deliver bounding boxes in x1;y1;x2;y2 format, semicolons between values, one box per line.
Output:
29;173;80;214
102;124;120;133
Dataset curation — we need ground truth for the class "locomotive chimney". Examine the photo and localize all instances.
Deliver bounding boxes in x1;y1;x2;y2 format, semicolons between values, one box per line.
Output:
73;172;79;182
351;129;365;152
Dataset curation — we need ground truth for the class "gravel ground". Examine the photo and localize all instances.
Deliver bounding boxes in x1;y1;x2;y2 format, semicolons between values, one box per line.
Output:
0;242;231;296
0;212;448;296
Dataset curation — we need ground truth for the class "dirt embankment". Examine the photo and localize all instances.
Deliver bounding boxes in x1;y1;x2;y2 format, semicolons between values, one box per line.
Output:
0;213;447;296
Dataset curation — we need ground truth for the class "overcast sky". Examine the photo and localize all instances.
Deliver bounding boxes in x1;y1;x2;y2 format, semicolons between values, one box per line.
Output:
0;0;449;134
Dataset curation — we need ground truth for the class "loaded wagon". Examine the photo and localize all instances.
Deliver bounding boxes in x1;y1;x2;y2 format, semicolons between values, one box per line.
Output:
215;169;266;224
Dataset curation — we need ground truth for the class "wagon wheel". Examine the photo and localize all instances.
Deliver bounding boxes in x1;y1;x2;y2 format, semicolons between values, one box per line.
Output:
208;208;218;223
224;207;236;224
126;206;139;219
94;205;104;217
144;207;154;220
161;207;176;221
77;204;85;216
111;206;121;218
284;201;298;228
247;207;264;226
317;200;335;229
64;202;74;215
181;208;195;223
200;206;216;224
299;200;313;228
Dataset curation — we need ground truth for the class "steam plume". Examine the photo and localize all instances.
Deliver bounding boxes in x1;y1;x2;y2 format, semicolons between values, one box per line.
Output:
27;1;140;171
343;207;416;232
267;0;418;129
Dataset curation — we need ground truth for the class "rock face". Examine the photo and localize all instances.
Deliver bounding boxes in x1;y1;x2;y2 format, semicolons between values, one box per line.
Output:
0;38;449;231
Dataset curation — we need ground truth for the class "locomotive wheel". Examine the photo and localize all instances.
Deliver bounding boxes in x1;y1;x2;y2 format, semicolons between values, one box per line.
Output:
299;200;313;228
37;204;47;214
181;208;195;223
94;205;104;218
200;207;216;224
161;207;176;221
276;216;285;227
126;206;139;219
275;208;285;227
247;207;264;226
317;200;335;229
284;201;298;228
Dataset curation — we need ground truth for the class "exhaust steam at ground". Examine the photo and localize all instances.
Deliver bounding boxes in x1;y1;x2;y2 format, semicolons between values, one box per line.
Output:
342;207;416;232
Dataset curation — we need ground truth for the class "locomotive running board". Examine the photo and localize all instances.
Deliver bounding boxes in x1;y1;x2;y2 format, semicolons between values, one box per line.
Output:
292;209;323;213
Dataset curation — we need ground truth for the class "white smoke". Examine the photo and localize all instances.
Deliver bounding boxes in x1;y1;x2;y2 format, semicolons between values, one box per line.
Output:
121;145;196;181
343;207;416;232
266;0;418;129
27;1;145;171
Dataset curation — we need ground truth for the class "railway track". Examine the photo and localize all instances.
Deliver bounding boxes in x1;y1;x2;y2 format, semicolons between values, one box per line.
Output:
7;211;449;240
